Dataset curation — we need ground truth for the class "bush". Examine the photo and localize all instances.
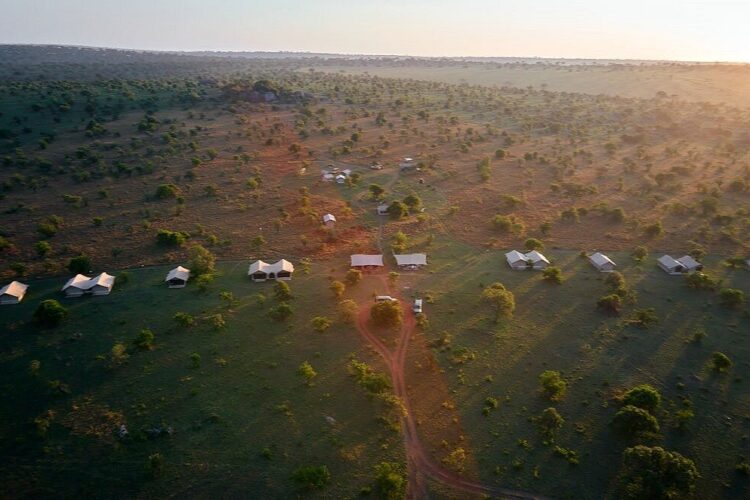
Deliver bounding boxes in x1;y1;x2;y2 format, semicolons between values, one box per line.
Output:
612;405;660;437
597;294;623;315
311;316;332;332
155;184;179;199
524;238;544;251
632;246;648;262
542;266;563;284
710;352;732;373
387;200;408;219
482;282;515;322
291;465;330;490
371;300;403;329
629;308;658;328
330;280;345;298
374;462;407;499
269;303;293;321
173;312;195;327
539;370;567;401
37;222;58;238
34;300;68;327
67;255;91;274
622;385;662;414
274;281;293;301
349;359;391;394
537;407;565;439
345;269;362;285
298;361;317;384
685;272;721;290
35;240;52;257
618;446;698;499
188;245;215;276
156;229;189;247
719;288;744;309
134;329;155;350
492;214;524;235
338;299;358;323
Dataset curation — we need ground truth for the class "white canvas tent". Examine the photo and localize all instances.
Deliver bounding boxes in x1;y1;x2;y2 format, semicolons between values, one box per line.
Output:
323;213;336;227
394;253;427;269
657;255;686;275
350;254;384;268
676;255;703;272
62;273;115;297
505;250;529;270
525;250;550;270
0;281;28;305
377;204;389;216
248;259;294;282
589;252;616;272
165;266;190;288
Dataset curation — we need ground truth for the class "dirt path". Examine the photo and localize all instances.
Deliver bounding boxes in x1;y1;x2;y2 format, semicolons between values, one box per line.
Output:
354;275;547;499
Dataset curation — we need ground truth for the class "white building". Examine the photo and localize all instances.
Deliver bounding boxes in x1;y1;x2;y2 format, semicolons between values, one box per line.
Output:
394;253;427;270
165;266;191;288
656;255;686;275
350;254;384;269
589;252;616;272
377;204;389;216
62;273;115;297
676;255;703;272
505;250;529;270
248;259;294;282
0;281;28;305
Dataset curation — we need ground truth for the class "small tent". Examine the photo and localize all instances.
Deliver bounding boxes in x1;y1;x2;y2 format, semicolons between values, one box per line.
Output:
589;252;616;272
657;255;686;275
165;266;190;288
524;250;550;270
505;250;529;270
323;213;336;227
0;281;28;305
377;204;389;216
676;255;703;272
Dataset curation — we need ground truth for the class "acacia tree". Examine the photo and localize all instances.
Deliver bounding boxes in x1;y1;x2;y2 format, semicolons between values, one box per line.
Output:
371;300;403;329
618;446;698;499
481;282;515;322
189;245;215;276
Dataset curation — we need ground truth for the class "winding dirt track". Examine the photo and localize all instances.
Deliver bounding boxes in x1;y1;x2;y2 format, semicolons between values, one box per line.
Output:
355;275;548;499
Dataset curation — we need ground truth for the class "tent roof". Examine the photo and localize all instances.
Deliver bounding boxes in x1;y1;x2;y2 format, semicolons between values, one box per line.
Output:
589;252;615;267
323;213;336;223
351;254;384;267
505;250;528;263
676;255;701;269
0;280;28;298
394;254;427;266
63;273;114;291
63;274;92;291
248;259;294;275
166;266;190;282
524;250;549;264
90;272;115;288
657;255;681;267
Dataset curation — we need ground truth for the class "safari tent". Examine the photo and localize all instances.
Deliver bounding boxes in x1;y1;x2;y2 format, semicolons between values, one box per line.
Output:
165;266;190;288
589;252;616;272
350;254;384;269
248;259;294;282
0;281;28;305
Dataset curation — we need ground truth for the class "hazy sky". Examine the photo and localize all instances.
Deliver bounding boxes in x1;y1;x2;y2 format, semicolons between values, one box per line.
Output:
1;0;749;62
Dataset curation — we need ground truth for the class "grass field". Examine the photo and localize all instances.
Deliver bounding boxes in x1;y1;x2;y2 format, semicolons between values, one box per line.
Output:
0;261;405;498
399;239;750;498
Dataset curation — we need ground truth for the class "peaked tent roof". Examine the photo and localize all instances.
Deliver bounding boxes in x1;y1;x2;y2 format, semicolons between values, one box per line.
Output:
323;213;337;223
63;274;92;291
0;280;28;298
166;266;190;282
90;273;115;288
589;252;615;267
524;250;549;264
351;254;384;267
657;255;681;268
676;255;701;269
394;254;427;266
248;259;294;275
505;250;528;263
62;273;114;291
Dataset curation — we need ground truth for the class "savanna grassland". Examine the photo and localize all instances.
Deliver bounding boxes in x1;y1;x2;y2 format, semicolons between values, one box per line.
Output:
1;46;750;499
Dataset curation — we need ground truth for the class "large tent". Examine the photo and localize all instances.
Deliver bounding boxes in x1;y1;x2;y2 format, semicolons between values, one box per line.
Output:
248;259;294;282
394;253;427;269
62;273;115;297
165;266;191;288
0;281;28;304
350;254;384;268
588;252;616;272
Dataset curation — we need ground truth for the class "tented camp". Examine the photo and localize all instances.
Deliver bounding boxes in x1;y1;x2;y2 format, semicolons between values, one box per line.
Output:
399;157;417;171
62;273;115;297
350;254;384;269
525;250;550;270
165;266;190;288
248;259;294;282
589;252;616;272
657;255;686;275
335;174;347;184
394;253;427;270
676;255;703;272
377;204;389;216
0;281;28;305
505;250;529;270
323;213;336;227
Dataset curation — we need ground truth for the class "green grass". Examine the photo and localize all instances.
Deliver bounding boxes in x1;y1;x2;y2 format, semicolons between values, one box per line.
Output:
407;240;750;498
0;261;403;498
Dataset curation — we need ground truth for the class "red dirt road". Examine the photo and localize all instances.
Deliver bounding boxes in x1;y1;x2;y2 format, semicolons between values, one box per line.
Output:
354;275;547;499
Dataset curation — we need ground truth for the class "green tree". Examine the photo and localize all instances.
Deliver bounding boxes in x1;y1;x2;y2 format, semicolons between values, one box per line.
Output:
311;316;333;332
189;245;215;276
388;201;408;219
618;446;699;499
67;255;91;274
275;281;293;301
537;407;565;439
612;405;660;438
542;266;563;284
330;280;345;298
403;193;422;212
597;294;623;315
298;361;317;384
374;462;407;499
345;268;362;285
35;240;52;257
632;245;648;262
33;300;68;327
134;328;155;350
538;370;567;401
291;465;330;490
524;238;544;251
481;282;515;322
710;351;732;373
371;300;403;329
338;299;358;323
269;303;293;321
623;385;662;414
155;183;179;199
369;184;385;199
719;288;744;309
173;312;195;327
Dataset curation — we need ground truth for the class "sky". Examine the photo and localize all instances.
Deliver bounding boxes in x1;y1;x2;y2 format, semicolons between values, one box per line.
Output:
1;0;749;62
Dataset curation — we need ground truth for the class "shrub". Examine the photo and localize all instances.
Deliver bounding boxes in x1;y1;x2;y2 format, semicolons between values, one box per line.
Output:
374;462;407;499
618;446;698;499
622;385;662;414
348;359;391;394
338;299;358;323
190;353;201;368
274;281;293;301
492;214;524;235
269;303;293;321
597;294;623;315
298;361;317;384
631;246;648;262
345;268;362;285
148;453;165;478
155;183;180;199
209;313;226;330
188;245;215;276
156;229;189;247
629;308;658;328
371;300;403;329
685;272;721;290
539;370;566;401
37;222;58;238
710;352;732;373
388;200;408;219
537;407;565;439
35;240;52;257
311;316;333;332
481;282;515;322
719;288;744;309
330;280;345;298
67;255;92;275
612;405;659;437
173;312;195;327
644;220;664;238
369;184;385;199
134;329;155;350
524;238;544;251
34;300;68;327
542;266;563;284
291;465;330;490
